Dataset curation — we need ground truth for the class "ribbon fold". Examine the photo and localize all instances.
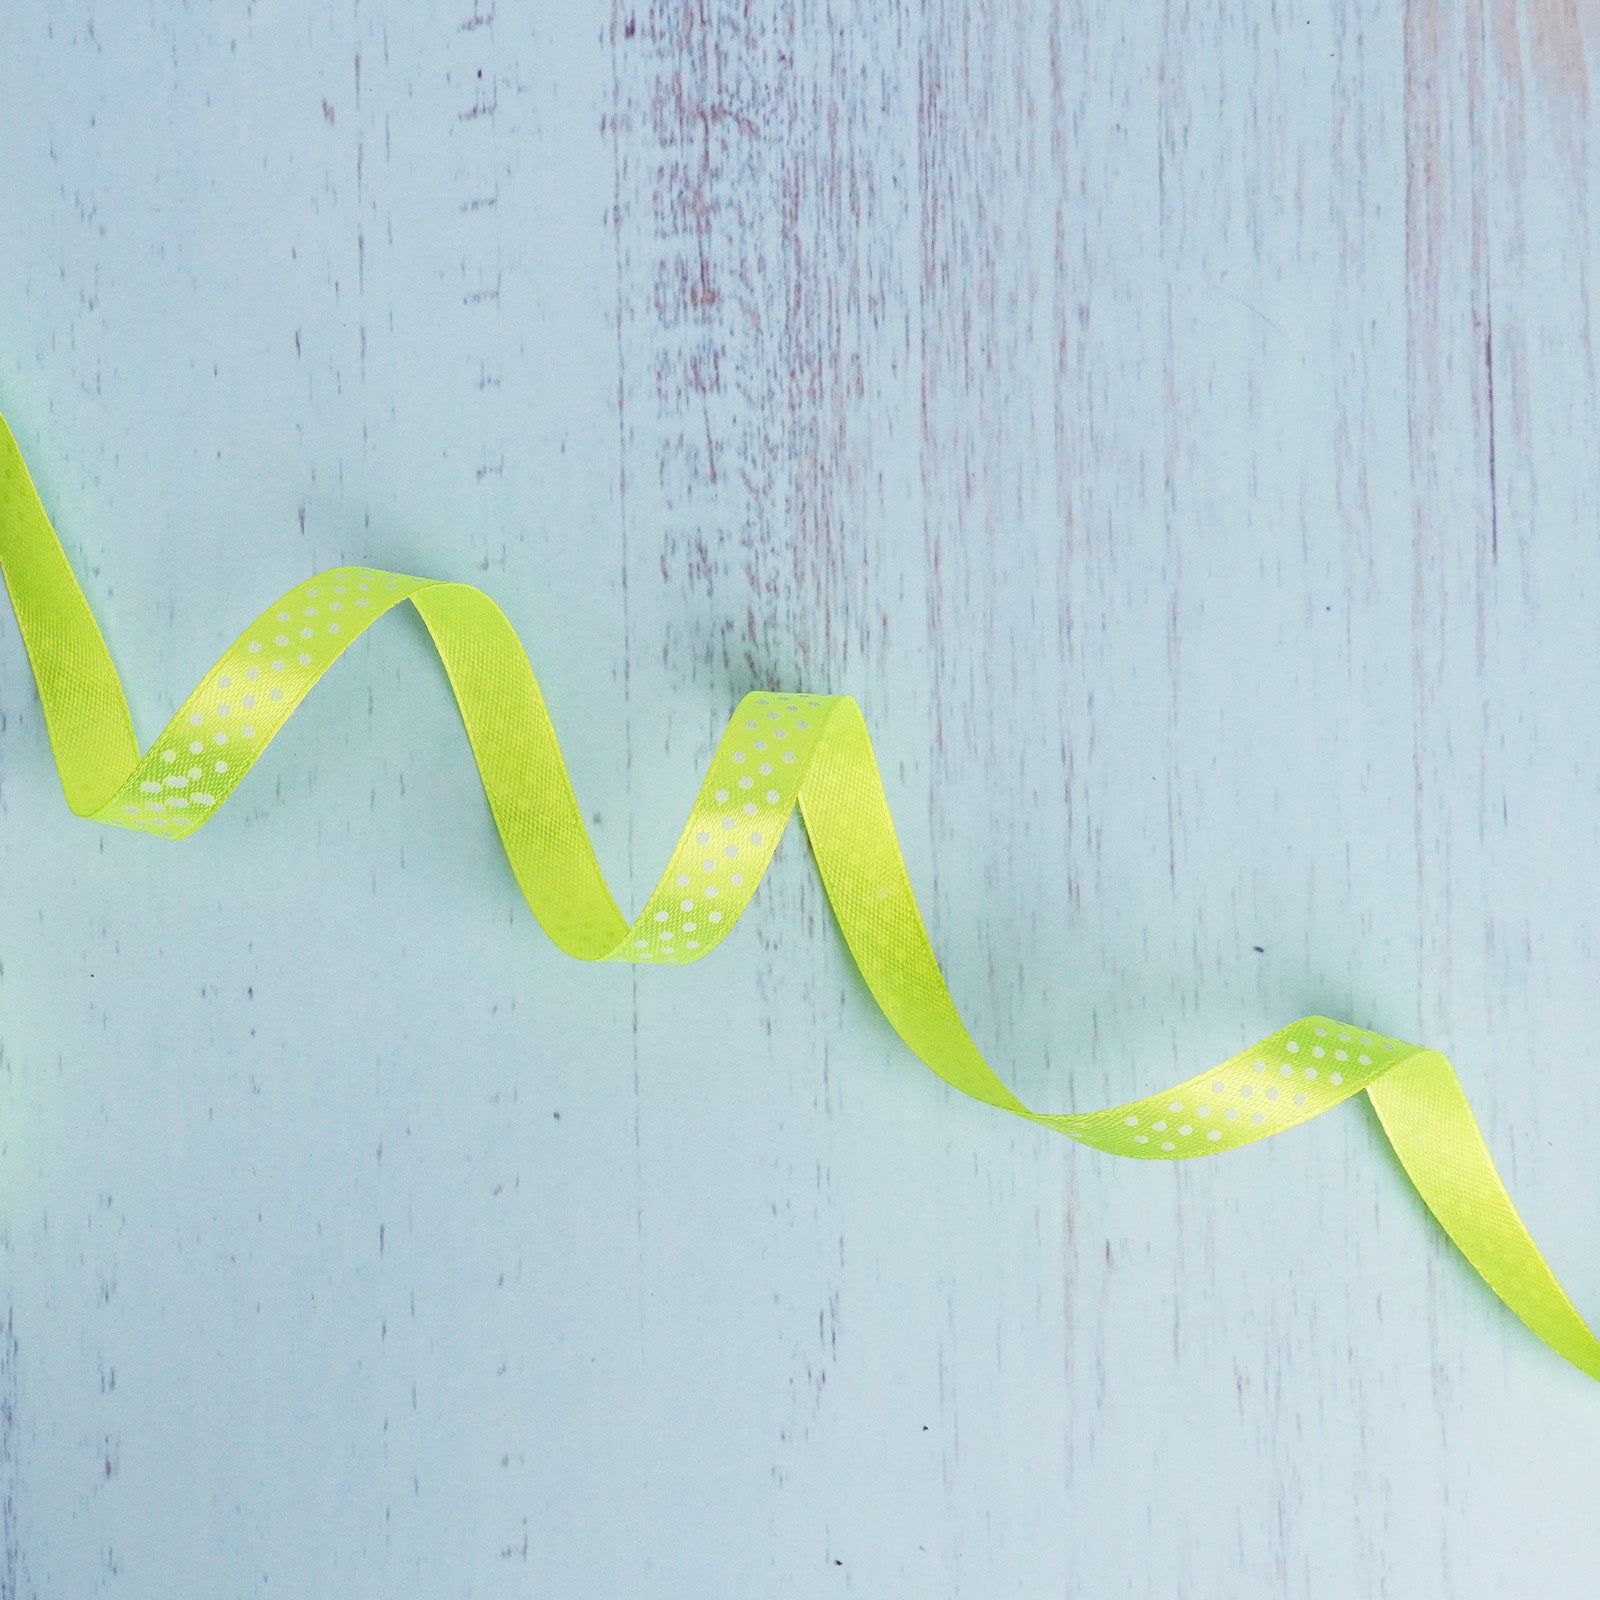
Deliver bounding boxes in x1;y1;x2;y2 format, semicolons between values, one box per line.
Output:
1;410;1594;1382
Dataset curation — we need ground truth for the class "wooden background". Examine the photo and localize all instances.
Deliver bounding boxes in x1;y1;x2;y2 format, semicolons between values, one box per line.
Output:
3;2;1599;1594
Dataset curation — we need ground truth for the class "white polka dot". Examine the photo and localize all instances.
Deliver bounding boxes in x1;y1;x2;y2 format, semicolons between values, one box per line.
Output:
1124;1115;1138;1127
766;790;780;803
189;712;204;726
708;911;722;923
189;741;204;754
1161;1141;1175;1151
1134;1134;1148;1144
248;640;262;653
1286;1041;1300;1053
162;750;176;764
1330;1073;1343;1086
1207;1129;1221;1141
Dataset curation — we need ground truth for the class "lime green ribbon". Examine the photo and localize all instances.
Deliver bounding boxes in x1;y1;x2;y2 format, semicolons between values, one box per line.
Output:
1;410;1596;1383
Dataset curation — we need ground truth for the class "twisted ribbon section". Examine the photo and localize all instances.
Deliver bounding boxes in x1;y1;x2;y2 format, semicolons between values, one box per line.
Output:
1;411;1596;1382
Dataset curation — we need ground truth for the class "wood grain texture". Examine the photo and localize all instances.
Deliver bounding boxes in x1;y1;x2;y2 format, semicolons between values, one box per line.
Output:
1;2;1598;1594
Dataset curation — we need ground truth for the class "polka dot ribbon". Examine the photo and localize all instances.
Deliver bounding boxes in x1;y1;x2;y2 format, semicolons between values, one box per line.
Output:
2;409;1596;1384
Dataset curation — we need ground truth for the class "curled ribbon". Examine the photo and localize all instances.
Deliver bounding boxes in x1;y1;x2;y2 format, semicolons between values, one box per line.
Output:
1;409;1595;1383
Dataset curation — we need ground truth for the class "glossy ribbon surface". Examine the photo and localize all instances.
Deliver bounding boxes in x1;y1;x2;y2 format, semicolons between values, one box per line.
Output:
1;410;1595;1382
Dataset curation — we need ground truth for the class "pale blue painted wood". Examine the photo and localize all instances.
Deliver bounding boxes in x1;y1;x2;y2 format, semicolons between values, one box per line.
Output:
1;2;1598;1596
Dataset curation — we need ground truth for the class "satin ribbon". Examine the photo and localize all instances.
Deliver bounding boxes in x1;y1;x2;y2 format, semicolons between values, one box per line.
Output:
1;408;1595;1382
